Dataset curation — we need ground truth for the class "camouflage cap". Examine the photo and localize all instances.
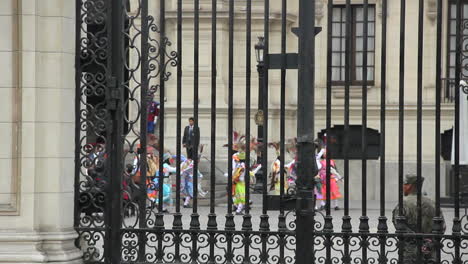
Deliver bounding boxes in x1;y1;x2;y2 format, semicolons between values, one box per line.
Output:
404;173;425;185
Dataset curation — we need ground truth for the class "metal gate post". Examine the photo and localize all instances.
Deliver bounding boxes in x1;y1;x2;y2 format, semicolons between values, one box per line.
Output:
296;0;318;264
107;0;124;262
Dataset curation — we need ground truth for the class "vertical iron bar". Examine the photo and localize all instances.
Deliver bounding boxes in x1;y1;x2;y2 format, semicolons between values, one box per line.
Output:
74;0;82;233
454;0;462;222
109;0;124;262
260;1;270;263
173;0;183;229
278;0;287;262
378;0;388;262
360;2;370;262
157;0;166;215
278;0;287;233
207;0;218;263
191;0;201;261
453;1;462;263
104;0;113;260
279;0;287;230
325;0;333;218
343;0;351;223
360;0;370;232
243;0;253;262
398;0;406;219
434;0;442;223
260;0;270;232
396;0;406;263
416;0;424;262
325;2;334;264
243;3;253;263
226;0;234;222
190;0;200;263
378;0;388;233
416;0;424;233
341;5;352;259
156;0;166;261
139;0;149;261
191;0;201;228
433;1;443;263
226;0;235;263
243;0;253;232
296;1;317;264
173;0;183;262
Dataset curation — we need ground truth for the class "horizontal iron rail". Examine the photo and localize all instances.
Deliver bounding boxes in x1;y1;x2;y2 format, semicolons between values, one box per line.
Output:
120;229;295;236
311;232;468;239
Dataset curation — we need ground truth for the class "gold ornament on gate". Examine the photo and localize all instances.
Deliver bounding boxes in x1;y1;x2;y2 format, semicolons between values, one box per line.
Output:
255;110;264;126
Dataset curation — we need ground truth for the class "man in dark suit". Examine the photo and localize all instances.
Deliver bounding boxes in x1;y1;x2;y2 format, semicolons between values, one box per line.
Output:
182;117;200;160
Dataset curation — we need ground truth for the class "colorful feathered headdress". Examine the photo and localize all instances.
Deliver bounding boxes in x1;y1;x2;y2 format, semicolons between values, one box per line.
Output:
285;138;297;156
223;130;246;151
268;142;281;157
249;136;262;153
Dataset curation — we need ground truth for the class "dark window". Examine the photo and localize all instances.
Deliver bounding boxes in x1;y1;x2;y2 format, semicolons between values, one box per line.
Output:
445;1;468;101
331;5;375;86
317;125;381;160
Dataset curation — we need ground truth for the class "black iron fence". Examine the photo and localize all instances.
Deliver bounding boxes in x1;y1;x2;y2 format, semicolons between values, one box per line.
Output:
74;0;467;263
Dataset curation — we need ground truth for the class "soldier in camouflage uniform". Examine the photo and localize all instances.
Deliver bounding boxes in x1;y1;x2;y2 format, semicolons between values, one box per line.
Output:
392;174;446;264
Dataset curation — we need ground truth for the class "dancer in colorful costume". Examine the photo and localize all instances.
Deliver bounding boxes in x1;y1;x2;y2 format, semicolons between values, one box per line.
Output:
147;94;160;134
180;145;207;208
131;145;159;207
224;131;259;214
268;142;289;194
314;137;343;210
153;153;176;213
284;138;298;191
232;152;247;214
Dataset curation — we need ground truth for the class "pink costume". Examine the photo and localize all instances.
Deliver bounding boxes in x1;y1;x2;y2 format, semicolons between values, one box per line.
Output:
316;159;342;201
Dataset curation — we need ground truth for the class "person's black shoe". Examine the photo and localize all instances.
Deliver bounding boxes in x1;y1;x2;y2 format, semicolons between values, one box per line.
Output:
334;206;340;211
183;204;192;208
235;211;244;215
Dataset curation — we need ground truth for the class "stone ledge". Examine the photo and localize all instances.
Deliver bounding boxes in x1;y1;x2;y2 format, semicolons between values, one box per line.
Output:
0;230;82;263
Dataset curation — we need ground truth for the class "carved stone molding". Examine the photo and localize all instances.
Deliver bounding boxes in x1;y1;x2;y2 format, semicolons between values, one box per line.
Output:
427;0;437;24
316;0;325;24
0;0;20;216
377;0;383;18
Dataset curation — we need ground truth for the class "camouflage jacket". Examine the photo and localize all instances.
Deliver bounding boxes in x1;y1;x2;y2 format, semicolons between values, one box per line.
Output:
392;194;446;263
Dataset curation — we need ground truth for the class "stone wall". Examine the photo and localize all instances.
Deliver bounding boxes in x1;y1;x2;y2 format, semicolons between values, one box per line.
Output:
0;0;82;262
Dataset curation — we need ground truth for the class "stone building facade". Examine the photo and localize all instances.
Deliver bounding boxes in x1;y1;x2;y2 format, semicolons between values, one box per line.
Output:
0;0;457;262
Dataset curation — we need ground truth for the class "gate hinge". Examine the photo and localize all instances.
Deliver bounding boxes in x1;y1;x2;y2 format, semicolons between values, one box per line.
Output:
107;77;120;110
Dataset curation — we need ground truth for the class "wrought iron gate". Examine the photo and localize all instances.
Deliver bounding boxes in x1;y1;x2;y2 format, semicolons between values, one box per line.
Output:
74;0;467;263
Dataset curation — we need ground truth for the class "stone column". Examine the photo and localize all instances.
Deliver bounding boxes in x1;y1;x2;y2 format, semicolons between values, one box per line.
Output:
0;0;82;262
